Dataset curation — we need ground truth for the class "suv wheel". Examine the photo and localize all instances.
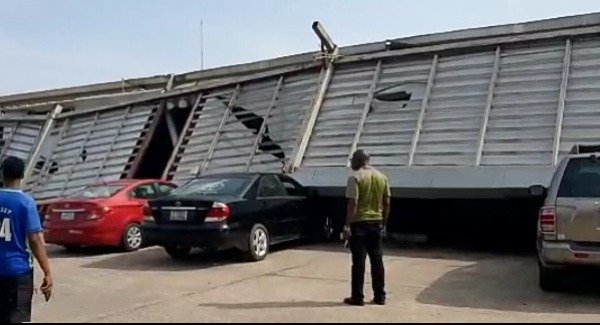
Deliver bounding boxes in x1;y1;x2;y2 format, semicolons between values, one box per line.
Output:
539;261;563;292
244;224;269;262
164;246;192;260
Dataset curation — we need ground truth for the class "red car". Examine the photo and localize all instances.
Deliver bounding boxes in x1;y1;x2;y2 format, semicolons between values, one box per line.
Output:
43;179;177;251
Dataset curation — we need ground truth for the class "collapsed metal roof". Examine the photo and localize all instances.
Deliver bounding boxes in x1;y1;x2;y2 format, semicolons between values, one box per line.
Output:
3;12;600;200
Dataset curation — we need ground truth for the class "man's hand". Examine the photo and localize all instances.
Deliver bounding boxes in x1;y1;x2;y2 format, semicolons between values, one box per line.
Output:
41;275;53;302
343;225;351;240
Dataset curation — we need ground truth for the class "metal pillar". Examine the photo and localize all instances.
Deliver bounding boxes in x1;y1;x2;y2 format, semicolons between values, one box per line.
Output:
475;46;502;166
408;55;439;166
553;39;573;165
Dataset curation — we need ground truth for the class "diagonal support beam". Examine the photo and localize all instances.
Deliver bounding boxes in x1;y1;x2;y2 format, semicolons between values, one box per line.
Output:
23;104;64;183
162;94;204;180
408;55;439;167
475;46;502;166
246;76;285;171
553;39;573;166
347;60;383;166
199;84;241;175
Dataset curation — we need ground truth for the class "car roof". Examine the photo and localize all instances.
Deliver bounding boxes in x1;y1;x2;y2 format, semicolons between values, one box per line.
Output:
198;172;283;178
92;179;170;186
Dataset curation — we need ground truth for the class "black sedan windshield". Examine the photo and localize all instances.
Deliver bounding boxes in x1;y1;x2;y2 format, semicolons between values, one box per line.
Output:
172;177;252;197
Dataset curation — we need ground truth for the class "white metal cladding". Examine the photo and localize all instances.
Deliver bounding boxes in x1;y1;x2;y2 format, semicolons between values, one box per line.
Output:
414;51;495;166
302;63;377;167
0;122;43;162
481;41;565;166
560;37;600;157
249;70;321;172
169;88;236;183
357;58;432;166
31;104;158;200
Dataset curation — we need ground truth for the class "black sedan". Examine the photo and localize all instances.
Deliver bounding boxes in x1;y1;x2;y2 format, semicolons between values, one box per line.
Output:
143;173;331;261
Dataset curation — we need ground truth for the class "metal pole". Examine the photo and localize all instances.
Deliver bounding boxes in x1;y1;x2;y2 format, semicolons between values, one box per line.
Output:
246;76;285;171
23;104;64;183
475;46;502;166
347;60;383;166
408;55;438;167
553;39;572;166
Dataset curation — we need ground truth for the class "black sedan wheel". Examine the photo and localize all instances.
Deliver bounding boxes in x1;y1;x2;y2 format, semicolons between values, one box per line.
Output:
244;224;269;262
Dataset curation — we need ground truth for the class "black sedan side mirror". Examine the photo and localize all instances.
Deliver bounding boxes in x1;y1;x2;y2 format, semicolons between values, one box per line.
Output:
528;185;547;198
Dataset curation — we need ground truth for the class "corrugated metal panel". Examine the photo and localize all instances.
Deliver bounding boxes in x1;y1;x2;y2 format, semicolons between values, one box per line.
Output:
413;51;495;166
481;41;565;166
204;79;279;174
250;71;321;172
560;37;600;157
169;88;236;183
302;63;377;167
358;58;433;166
0;122;43;162
32;104;158;200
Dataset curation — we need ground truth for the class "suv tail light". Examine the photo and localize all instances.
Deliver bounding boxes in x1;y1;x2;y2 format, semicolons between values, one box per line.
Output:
205;202;230;223
540;206;556;234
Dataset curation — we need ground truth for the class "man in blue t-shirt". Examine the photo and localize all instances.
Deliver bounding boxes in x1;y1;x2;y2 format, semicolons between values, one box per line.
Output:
0;156;52;323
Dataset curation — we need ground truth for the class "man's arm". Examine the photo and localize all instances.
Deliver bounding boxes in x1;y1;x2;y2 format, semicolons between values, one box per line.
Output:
28;233;52;301
345;176;358;227
26;198;52;301
382;178;391;226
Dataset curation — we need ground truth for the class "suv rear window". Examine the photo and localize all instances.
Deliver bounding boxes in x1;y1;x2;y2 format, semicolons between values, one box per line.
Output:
558;158;600;197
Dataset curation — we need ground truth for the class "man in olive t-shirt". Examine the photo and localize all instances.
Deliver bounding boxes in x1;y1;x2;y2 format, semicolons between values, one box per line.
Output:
343;150;390;306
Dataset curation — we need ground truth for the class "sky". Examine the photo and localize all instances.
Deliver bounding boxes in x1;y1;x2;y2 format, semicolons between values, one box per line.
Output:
2;0;600;95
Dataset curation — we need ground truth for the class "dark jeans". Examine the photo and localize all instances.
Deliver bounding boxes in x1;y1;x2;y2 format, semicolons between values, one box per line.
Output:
0;273;34;323
350;221;385;301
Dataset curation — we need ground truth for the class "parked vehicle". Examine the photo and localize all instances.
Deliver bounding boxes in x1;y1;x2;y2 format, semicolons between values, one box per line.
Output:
44;179;177;251
143;173;331;262
537;144;600;291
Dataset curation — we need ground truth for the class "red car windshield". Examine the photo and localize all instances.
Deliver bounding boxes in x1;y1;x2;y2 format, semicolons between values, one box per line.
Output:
68;184;124;199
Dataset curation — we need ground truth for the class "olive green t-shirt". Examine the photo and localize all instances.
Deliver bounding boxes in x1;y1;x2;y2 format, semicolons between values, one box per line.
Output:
346;167;391;223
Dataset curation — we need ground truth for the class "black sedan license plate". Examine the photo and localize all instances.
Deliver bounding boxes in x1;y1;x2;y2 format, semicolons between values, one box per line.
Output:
170;210;188;221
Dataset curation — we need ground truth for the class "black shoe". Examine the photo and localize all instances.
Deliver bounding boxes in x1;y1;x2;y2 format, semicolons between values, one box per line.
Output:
343;297;365;306
372;298;386;305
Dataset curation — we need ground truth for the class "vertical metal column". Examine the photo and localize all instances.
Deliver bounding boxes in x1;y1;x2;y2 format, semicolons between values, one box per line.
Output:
553;39;573;166
199;84;241;175
246;76;285;171
475;46;502;166
408;55;439;166
347;60;383;166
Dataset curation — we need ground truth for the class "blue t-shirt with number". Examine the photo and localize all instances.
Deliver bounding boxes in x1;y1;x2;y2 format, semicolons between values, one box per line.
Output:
0;189;43;276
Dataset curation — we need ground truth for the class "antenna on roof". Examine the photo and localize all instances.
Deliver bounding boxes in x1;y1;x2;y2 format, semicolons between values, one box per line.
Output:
200;19;204;70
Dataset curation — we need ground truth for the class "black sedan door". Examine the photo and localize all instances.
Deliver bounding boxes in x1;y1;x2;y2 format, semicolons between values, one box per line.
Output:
256;175;297;243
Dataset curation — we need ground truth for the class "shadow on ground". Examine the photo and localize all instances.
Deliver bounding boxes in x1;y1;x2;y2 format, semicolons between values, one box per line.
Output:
46;245;120;259
415;256;600;314
198;301;343;309
81;247;247;271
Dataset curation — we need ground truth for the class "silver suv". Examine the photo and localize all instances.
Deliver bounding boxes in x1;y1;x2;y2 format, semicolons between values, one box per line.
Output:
537;145;600;291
